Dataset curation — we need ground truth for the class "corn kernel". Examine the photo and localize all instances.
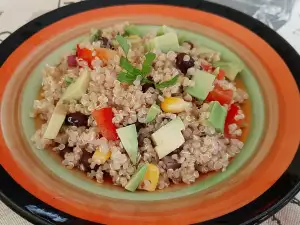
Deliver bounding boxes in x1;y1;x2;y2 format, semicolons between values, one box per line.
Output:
140;164;159;192
161;97;189;113
92;147;111;164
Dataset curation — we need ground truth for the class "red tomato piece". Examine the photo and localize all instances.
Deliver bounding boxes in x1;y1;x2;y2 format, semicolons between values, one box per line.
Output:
201;63;213;72
206;84;233;105
224;104;245;137
216;69;225;80
226;104;239;125
76;45;116;68
92;108;119;141
76;45;93;67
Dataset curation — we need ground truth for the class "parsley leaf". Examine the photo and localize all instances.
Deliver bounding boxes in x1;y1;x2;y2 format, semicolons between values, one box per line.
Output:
117;47;156;85
155;75;179;89
120;57;140;74
142;77;154;84
141;52;156;75
90;29;102;43
116;35;130;56
117;71;137;83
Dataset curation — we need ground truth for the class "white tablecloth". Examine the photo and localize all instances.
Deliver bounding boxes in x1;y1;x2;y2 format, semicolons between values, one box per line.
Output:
0;0;299;224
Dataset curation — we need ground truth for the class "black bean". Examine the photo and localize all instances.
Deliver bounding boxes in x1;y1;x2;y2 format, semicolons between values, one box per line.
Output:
65;112;88;127
162;156;181;170
58;146;73;158
182;41;194;50
175;53;195;74
142;83;155;92
99;37;114;49
136;122;146;132
142;77;155;92
79;151;93;172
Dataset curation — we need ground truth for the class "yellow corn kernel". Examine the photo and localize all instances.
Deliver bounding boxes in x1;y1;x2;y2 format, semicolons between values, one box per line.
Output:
92;148;111;164
140;164;159;192
161;97;189;113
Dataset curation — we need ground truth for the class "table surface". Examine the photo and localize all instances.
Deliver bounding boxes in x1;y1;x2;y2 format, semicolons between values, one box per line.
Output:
0;0;300;224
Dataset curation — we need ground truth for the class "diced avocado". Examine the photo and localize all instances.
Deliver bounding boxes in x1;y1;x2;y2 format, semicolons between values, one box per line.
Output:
116;124;138;164
186;69;216;101
156;25;188;45
43;104;67;139
60;70;90;101
125;35;142;45
124;25;144;37
148;32;179;53
178;35;187;45
156;25;176;36
206;101;227;132
154;132;185;159
125;164;148;192
213;61;243;81
152;118;185;146
151;118;185;159
145;104;161;123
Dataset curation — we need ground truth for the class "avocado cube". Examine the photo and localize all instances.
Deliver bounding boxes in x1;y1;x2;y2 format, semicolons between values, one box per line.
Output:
145;104;161;123
43;104;67;139
125;164;148;192
151;118;185;159
206;101;227;133
151;32;179;53
116;124;138;165
213;61;243;81
186;69;215;101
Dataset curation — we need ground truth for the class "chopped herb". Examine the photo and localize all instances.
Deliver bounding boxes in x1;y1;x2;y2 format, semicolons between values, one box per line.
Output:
142;77;154;84
117;53;156;85
141;52;156;75
155;75;179;89
117;71;137;83
90;29;102;43
64;77;74;86
119;57;140;74
116;35;130;56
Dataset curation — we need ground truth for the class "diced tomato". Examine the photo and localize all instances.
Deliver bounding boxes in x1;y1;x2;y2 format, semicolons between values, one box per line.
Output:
202;64;224;80
226;104;239;125
216;69;225;80
206;84;233;105
92;108;119;141
76;45;94;67
224;104;245;137
76;45;116;68
201;63;213;72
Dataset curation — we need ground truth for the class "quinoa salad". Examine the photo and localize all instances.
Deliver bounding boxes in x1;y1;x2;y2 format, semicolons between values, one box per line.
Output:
31;23;248;192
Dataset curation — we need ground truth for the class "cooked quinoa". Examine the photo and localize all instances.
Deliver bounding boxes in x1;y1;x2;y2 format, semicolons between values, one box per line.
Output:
31;23;248;191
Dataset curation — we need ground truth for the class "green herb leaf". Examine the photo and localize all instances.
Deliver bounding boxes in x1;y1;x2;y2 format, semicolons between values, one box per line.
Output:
142;77;154;84
120;57;140;74
116;35;130;56
90;29;102;43
155;75;179;89
117;71;137;83
141;52;156;75
64;77;74;86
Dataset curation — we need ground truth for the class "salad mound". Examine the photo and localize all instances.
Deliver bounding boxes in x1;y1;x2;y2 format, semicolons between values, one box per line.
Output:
31;23;248;192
